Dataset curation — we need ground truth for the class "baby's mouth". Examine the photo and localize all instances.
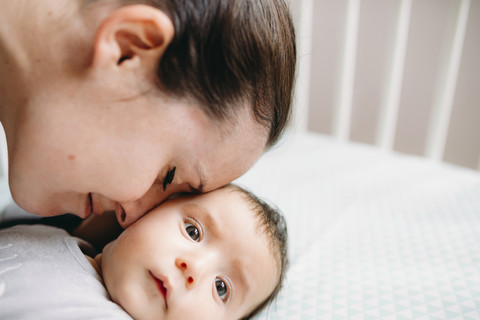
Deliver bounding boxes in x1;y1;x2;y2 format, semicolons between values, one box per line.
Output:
151;272;168;307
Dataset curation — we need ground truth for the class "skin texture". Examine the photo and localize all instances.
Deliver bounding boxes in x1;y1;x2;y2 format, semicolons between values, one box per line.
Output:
97;187;279;320
0;2;267;228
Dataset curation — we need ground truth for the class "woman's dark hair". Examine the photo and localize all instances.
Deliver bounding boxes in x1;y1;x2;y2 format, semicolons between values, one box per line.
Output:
227;184;288;320
119;0;296;147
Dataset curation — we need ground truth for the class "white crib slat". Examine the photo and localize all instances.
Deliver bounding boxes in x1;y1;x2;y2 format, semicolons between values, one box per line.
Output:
0;123;7;178
426;0;471;162
292;0;314;133
333;0;360;142
376;0;412;150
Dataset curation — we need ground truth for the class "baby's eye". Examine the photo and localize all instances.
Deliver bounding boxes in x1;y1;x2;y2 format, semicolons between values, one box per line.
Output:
163;167;176;191
215;278;229;301
185;222;200;242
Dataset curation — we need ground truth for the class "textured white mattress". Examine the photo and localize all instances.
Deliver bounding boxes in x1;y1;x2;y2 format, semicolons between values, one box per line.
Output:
236;132;480;319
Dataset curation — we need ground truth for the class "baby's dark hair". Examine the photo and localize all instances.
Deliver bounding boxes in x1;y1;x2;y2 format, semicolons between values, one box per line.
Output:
227;184;288;320
104;0;296;148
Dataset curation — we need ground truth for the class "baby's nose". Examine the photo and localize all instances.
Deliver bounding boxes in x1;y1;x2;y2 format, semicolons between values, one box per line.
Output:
175;256;209;288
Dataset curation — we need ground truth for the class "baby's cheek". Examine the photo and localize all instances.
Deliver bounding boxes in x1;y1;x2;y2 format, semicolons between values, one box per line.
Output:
169;294;220;320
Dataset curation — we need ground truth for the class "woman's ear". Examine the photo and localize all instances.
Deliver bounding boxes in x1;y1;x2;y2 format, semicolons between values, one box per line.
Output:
91;4;174;71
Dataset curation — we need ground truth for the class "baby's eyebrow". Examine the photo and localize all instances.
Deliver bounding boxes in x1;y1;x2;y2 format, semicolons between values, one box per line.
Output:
201;208;222;240
232;258;250;304
185;204;221;239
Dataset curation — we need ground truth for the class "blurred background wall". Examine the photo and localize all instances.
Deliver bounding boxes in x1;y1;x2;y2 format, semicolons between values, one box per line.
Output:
289;0;479;170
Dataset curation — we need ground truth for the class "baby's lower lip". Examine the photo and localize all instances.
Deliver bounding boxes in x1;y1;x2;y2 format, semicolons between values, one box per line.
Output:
151;272;168;306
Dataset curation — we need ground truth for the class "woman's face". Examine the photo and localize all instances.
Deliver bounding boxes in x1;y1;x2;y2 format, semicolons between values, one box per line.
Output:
7;84;267;227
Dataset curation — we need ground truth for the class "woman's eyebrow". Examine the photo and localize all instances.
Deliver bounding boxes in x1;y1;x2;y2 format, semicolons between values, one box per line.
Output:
188;183;203;194
191;161;207;193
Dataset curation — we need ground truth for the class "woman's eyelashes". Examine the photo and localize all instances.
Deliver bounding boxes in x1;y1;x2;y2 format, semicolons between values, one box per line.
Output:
163;167;176;191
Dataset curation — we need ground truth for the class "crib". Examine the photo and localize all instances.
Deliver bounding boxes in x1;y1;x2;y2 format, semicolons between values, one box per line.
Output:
290;0;479;170
235;0;480;319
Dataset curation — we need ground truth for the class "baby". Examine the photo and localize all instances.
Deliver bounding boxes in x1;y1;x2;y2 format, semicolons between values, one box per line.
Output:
0;185;288;320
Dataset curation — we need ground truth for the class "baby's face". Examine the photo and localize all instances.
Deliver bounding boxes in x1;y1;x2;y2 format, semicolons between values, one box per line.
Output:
100;187;279;319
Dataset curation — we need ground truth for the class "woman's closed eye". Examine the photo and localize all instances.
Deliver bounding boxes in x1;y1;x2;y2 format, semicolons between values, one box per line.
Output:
163;167;176;191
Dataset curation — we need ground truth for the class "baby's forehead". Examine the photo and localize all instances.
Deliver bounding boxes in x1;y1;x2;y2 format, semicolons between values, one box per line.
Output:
201;186;279;254
172;186;271;246
181;185;248;205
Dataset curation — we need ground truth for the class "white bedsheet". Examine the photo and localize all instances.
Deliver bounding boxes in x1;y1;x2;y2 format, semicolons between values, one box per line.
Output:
236;132;480;319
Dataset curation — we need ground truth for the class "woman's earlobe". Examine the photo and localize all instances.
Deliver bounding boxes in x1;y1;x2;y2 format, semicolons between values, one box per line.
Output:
91;4;174;69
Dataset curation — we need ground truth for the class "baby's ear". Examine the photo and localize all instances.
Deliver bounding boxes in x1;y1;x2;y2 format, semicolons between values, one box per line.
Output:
91;4;174;71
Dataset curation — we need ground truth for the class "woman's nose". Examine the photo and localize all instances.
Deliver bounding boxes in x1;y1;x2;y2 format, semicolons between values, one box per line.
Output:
116;185;172;228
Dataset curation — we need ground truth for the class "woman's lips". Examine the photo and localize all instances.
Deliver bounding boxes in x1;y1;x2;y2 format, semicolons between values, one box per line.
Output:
84;193;93;218
87;193;103;217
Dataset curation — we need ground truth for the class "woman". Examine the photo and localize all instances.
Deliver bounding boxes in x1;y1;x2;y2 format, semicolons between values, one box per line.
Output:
0;0;296;228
